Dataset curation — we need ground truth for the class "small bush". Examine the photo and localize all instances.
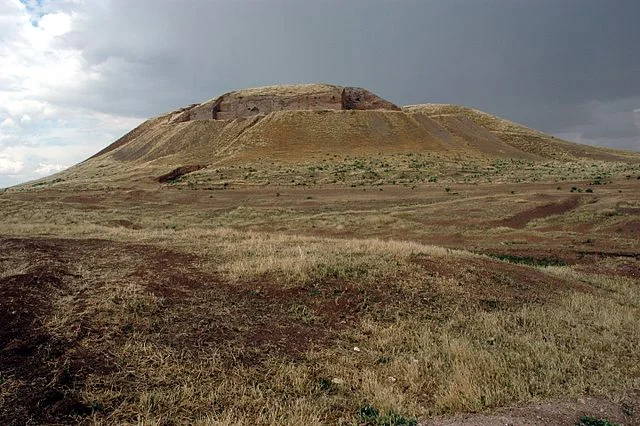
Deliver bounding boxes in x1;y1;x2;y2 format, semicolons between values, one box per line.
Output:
356;404;417;426
577;416;620;426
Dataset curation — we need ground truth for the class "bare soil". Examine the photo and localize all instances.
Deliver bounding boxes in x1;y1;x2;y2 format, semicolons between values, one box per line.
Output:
497;195;582;228
424;393;640;425
0;239;112;425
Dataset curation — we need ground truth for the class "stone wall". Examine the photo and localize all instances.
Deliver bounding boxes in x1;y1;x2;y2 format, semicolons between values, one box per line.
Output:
189;105;215;121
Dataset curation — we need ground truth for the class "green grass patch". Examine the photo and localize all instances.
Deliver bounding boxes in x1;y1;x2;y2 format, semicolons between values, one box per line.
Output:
356;404;417;426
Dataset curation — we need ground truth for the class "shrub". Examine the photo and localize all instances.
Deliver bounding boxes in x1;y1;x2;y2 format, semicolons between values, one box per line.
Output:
577;416;620;426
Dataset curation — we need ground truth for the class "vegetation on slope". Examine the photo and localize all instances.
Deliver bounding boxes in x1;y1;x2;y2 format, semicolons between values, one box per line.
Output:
405;104;636;162
23;93;638;190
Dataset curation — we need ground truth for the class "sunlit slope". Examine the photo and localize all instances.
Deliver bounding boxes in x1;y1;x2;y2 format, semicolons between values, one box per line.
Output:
404;104;635;161
93;105;637;171
28;97;638;188
80;109;541;167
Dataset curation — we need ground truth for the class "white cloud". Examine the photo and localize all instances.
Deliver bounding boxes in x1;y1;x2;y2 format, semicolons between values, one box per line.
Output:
0;106;142;187
0;117;16;128
0;150;24;174
35;162;68;175
37;12;73;37
20;114;31;125
0;0;144;187
0;98;53;120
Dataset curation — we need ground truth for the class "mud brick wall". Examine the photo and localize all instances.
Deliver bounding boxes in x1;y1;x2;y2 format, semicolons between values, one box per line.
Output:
183;86;399;122
215;88;344;120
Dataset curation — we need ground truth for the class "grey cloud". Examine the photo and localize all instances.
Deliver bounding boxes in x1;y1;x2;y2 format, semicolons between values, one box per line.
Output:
553;97;640;151
38;0;640;150
581;113;638;140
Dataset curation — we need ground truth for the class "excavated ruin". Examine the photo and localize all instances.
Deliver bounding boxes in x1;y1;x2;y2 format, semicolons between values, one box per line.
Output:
166;84;400;123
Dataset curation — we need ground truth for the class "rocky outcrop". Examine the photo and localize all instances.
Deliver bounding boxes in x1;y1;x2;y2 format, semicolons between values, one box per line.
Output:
167;84;400;123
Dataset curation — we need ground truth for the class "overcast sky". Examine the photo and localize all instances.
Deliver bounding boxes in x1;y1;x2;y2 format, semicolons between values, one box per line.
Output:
1;0;639;187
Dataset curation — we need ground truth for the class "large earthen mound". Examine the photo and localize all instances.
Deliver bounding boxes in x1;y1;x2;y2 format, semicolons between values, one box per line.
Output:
38;83;639;186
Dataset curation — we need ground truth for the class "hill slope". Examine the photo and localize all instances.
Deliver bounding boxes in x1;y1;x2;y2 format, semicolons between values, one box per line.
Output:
404;104;630;162
24;84;640;187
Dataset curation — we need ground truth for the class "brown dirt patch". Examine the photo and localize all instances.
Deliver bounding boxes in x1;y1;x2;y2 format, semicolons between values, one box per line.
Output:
423;392;640;425
176;278;377;363
0;247;111;425
410;254;588;310
481;248;580;265
157;164;205;183
498;196;581;228
614;219;640;237
575;258;640;280
128;269;379;363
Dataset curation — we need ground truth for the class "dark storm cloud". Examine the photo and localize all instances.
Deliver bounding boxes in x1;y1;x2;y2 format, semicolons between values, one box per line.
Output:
45;0;640;150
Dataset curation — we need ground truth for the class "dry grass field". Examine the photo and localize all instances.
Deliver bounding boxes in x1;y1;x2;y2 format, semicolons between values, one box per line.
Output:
1;96;640;425
2;165;639;425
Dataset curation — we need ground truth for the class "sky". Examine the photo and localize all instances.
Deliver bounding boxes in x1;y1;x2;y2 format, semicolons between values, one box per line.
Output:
1;0;639;187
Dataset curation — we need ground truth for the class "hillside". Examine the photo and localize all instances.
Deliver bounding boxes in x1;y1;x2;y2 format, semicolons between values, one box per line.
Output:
19;84;637;189
404;104;631;162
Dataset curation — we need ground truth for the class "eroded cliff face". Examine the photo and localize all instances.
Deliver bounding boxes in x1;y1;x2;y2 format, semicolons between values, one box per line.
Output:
342;87;399;111
168;84;400;123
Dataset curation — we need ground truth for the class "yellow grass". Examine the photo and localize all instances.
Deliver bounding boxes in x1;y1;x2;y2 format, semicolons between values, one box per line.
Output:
1;155;639;424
